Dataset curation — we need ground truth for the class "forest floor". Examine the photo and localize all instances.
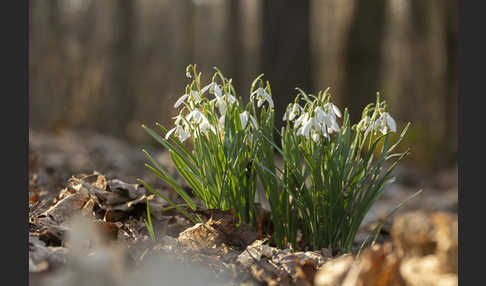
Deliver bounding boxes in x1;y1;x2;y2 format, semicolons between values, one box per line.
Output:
28;129;458;286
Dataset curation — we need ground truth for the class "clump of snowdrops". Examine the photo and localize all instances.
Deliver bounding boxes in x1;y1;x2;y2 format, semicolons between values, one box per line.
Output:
140;65;409;254
259;89;409;252
140;64;275;225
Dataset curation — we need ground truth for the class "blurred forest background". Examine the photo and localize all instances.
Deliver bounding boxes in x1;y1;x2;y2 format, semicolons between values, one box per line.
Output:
29;0;457;172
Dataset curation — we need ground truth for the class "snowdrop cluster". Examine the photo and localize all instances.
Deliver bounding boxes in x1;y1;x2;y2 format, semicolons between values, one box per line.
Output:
142;64;410;253
284;96;342;142
357;107;397;136
165;76;267;143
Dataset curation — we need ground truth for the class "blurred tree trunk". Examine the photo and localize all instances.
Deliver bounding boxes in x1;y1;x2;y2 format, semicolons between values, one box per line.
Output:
99;0;137;137
342;0;387;123
262;0;313;129
229;0;243;96
442;0;458;168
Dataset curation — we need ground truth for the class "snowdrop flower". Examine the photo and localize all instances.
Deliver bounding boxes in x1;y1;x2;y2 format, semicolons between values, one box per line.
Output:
218;115;225;129
325;103;342;119
357;116;372;133
283;103;303;121
297;116;317;139
314;106;339;134
373;111;397;134
384;112;397;132
200;82;214;95
186;108;203;124
251;88;274;108
199;116;216;135
211;92;227;115
174;94;189;108
294;112;309;130
239;111;258;129
226;93;236;104
211;83;222;98
165;125;190;142
165;115;191;142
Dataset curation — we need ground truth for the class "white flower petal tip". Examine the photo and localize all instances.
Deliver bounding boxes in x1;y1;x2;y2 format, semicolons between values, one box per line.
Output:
252;88;274;109
174;94;188;108
386;113;397;132
240;111;249;129
165;127;176;139
250;115;259;128
331;104;342;118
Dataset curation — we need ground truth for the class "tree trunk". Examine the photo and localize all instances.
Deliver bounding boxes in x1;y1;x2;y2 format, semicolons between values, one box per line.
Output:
262;0;313;130
342;0;387;123
99;0;137;138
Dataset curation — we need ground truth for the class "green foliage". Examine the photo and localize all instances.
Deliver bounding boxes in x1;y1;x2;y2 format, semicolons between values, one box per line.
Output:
141;65;274;225
140;65;409;253
261;90;409;252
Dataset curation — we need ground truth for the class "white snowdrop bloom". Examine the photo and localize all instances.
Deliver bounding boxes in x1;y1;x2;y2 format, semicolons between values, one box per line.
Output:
186;108;203;124
240;111;259;129
240;111;249;129
165;125;190;142
315;107;326;123
251;88;274;108
200;82;214;95
178;127;190;142
211;93;227;116
218;115;225;129
284;103;304;121
226;93;236;104
211;83;222;97
298;116;317;139
294;112;309;130
327;103;342;118
174;94;189;108
186;71;192;78
174;114;183;126
373;112;397;135
385;112;397;133
199;116;216;134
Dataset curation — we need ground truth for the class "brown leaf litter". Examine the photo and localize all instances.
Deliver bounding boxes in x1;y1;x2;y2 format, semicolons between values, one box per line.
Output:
29;170;458;286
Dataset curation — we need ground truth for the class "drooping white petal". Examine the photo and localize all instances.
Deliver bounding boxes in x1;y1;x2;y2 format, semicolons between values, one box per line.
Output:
294;112;309;129
249;114;259;128
315;107;326;124
301;117;314;138
240;111;249;129
199;117;215;134
190;90;201;103
257;98;264;108
218;115;225;129
311;132;320;142
165;127;177;139
186;108;203;123
178;127;190;142
200;82;213;95
385;113;397;132
331;103;342;118
210;83;222;98
174;94;188;108
174;114;183;126
226;93;236;104
289;103;302;121
263;90;274;108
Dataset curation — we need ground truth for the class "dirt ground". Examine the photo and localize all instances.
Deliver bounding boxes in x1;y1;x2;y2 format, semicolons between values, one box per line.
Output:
28;129;458;286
